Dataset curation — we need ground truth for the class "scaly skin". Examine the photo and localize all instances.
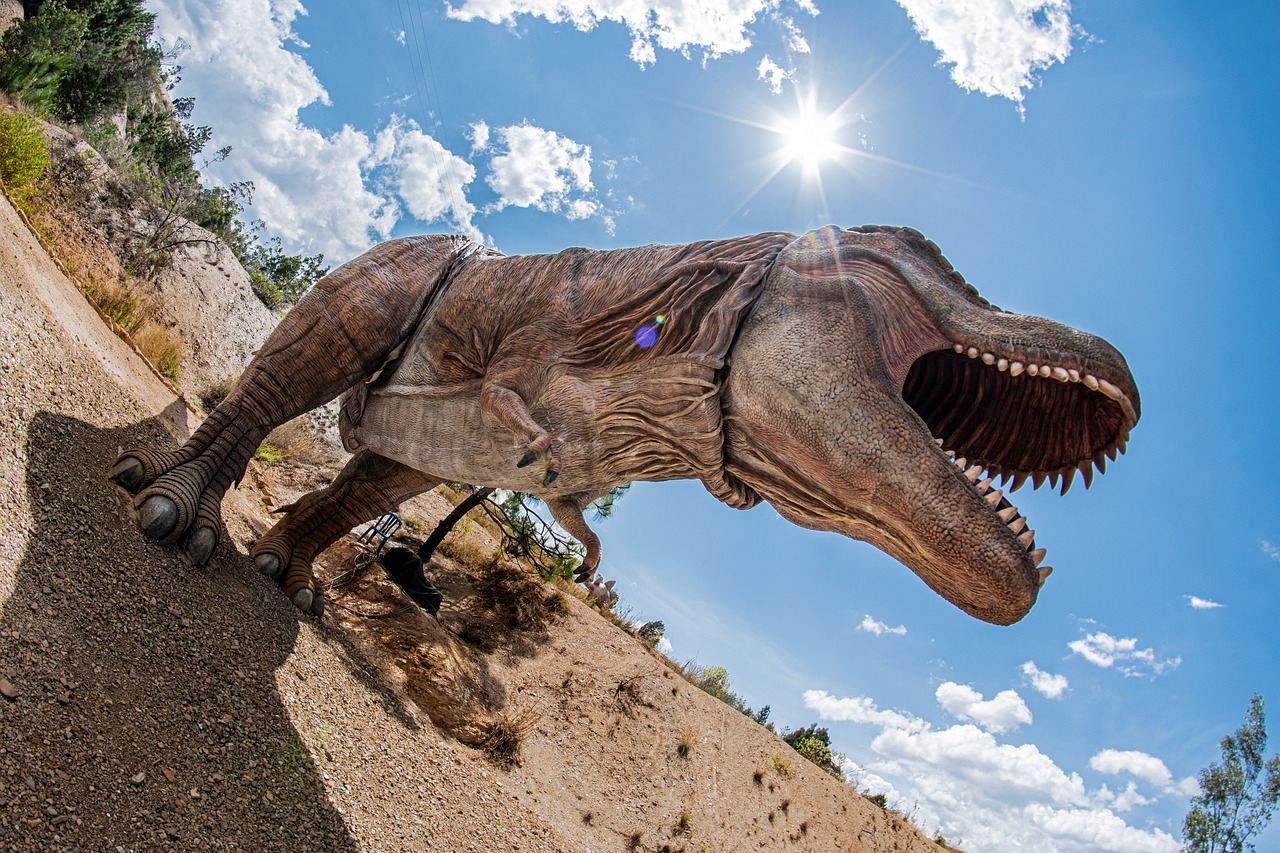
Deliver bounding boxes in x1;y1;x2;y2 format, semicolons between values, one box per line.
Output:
113;225;1139;625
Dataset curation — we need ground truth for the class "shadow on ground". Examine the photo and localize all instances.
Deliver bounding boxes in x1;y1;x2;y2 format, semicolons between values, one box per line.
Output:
0;410;364;851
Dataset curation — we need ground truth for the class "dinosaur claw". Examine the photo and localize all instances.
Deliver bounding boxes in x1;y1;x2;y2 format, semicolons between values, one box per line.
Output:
184;527;217;566
108;456;145;492
255;553;282;579
516;450;537;468
543;469;559;486
138;495;179;541
291;588;314;612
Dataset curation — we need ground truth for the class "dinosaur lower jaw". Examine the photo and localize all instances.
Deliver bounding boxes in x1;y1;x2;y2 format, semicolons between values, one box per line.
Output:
938;441;1051;588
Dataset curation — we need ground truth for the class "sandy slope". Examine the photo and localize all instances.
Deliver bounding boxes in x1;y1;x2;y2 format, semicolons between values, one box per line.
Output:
0;190;947;852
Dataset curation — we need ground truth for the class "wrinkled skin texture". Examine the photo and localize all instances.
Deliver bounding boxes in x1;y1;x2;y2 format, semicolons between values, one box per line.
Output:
112;226;1139;625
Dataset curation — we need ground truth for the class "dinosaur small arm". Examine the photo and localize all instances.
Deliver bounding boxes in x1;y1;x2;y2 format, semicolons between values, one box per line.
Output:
109;225;1140;626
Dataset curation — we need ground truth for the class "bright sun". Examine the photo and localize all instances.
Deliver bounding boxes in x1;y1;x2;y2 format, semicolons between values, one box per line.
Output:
778;109;839;169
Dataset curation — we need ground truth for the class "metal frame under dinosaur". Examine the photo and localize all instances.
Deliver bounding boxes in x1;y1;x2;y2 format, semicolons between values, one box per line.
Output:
110;225;1140;626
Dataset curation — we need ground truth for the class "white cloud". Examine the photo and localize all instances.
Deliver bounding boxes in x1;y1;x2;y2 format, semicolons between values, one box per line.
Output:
857;614;907;636
895;0;1083;110
656;636;673;654
485;122;602;218
1185;595;1225;610
150;0;485;261
468;120;491;154
1262;540;1280;562
1068;631;1181;678
381;117;482;242
757;55;794;94
804;689;926;733
812;687;1181;852
1089;749;1173;789
445;0;819;67
1021;660;1069;699
935;682;1032;733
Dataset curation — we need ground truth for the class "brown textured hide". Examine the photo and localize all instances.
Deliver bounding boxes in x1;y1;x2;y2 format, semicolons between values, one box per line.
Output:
113;226;1139;625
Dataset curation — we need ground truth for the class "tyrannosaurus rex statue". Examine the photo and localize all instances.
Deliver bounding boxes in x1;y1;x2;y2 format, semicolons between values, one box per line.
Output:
110;225;1139;626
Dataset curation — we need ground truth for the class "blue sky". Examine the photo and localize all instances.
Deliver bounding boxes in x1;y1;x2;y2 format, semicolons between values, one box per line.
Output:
148;1;1280;849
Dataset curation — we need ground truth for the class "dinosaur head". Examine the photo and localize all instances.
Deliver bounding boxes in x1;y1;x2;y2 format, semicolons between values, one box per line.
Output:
723;225;1140;625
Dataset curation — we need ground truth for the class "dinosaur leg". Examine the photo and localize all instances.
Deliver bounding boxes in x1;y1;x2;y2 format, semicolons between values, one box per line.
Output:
546;496;602;583
252;450;441;613
109;234;474;563
480;381;560;485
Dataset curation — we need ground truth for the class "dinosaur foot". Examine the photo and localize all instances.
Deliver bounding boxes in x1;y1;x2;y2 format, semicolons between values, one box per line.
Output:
251;535;326;617
112;403;267;567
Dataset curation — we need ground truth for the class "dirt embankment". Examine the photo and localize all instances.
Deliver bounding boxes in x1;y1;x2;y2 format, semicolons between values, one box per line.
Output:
0;187;947;852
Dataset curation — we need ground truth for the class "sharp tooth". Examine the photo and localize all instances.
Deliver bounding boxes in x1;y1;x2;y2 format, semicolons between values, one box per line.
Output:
997;506;1018;522
1082;373;1099;391
1049;471;1060;489
977;476;992;490
1027;364;1040;376
981;352;996;365
1010;473;1028;492
1018;529;1035;548
965;467;981;482
1097;378;1123;401
1009;516;1027;534
997;471;1011;486
1060;467;1076;495
1030;548;1047;566
1093;451;1107;474
1051;366;1070;382
1106;446;1117;462
1037;566;1053;588
1118;434;1128;455
997;358;1009;371
1079;462;1094;489
1032;472;1047;489
1009;361;1025;377
1067;369;1080;382
985;489;1003;506
953;343;965;353
967;347;980;358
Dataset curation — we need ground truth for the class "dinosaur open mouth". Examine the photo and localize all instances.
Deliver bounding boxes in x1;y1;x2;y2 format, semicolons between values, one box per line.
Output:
901;344;1139;584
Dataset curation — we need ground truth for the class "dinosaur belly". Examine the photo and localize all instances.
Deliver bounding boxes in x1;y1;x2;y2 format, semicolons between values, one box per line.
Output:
340;360;738;500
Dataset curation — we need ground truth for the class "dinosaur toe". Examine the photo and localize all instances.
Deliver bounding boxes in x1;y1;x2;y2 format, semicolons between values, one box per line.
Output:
138;494;180;541
108;456;145;493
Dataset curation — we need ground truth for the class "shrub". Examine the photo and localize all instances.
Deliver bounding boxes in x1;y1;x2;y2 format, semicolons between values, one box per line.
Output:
0;108;50;208
198;376;235;413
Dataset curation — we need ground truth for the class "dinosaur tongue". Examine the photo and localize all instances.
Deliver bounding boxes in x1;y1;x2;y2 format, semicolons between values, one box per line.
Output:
940;443;1049;583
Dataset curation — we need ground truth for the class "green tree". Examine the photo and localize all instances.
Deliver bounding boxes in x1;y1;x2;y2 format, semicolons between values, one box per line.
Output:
783;724;843;777
1183;695;1280;853
636;620;665;649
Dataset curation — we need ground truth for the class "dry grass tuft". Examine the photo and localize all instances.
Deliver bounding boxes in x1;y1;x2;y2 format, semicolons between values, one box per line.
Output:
131;321;184;382
478;706;540;768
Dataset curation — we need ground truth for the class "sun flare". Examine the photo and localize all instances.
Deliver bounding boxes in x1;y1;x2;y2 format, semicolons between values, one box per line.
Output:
778;110;839;169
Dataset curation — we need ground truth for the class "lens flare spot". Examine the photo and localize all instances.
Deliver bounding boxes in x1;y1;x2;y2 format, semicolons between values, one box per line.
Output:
635;325;658;348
